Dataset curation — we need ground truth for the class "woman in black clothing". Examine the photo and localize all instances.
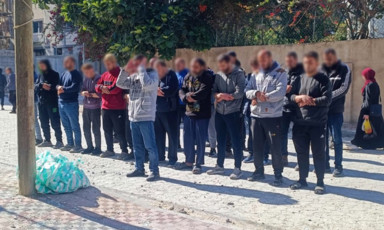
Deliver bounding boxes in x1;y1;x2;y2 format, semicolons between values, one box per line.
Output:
351;68;384;149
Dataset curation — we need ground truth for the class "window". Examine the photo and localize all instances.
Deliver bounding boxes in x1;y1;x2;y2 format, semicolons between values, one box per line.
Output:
54;48;63;55
33;21;43;33
34;49;45;56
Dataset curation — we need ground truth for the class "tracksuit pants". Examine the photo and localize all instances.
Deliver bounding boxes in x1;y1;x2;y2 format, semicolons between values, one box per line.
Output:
102;109;127;153
155;111;178;164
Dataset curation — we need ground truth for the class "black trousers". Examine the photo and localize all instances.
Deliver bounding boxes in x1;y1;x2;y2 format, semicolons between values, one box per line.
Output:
83;108;101;149
38;102;62;143
125;115;133;149
251;117;283;177
0;91;4;107
8;90;16;112
102;109;128;153
155;111;178;164
292;124;326;181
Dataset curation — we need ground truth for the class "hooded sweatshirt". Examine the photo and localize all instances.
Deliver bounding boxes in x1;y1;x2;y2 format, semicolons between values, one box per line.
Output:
284;63;304;113
116;67;158;122
213;67;245;115
245;61;287;118
290;72;332;126
7;73;16;91
58;69;82;103
35;60;60;105
157;70;179;113
82;74;102;109
321;60;351;115
95;67;126;110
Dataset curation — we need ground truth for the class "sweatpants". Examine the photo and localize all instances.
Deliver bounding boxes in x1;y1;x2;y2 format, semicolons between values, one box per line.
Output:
207;105;217;149
102;109;128;153
292;124;326;181
251;117;283;177
155;111;178;164
9;90;16;112
83;108;101;149
39;102;62;143
0;91;4;107
177;105;186;148
216;112;243;169
183;116;209;166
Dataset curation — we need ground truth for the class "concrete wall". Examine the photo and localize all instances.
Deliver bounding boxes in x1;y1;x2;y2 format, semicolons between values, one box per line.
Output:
173;39;384;123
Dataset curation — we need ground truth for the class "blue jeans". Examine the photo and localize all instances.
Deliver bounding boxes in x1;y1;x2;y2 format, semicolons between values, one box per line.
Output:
59;102;82;147
183;116;209;166
326;113;344;168
216;112;243;169
130;121;159;173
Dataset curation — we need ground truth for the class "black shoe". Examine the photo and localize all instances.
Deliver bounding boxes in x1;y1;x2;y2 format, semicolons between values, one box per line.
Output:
53;141;64;149
272;177;283;187
81;147;94;154
92;147;102;155
60;145;73;151
126;169;145;177
118;152;134;161
38;140;53;148
146;172;160;181
333;167;344;177
70;146;83;153
1;107;4;110
208;148;217;157
35;139;43;146
247;171;265;181
100;151;115;158
10;110;16;114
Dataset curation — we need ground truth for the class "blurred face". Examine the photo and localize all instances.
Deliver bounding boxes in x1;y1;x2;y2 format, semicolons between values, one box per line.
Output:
303;56;319;76
190;61;204;76
83;68;96;79
149;58;158;68
103;59;117;71
155;64;168;79
64;58;75;71
285;56;298;70
251;64;259;73
229;56;236;65
217;60;231;74
175;59;186;72
323;53;337;67
38;62;47;72
5;68;10;75
257;52;272;70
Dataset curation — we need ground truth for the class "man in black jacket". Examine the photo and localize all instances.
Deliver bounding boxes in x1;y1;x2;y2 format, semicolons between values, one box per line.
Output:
154;60;179;166
0;68;6;110
289;51;332;195
35;60;63;148
321;49;351;177
178;58;214;174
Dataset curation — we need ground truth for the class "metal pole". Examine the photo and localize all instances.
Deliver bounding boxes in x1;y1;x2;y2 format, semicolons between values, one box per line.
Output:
14;0;36;196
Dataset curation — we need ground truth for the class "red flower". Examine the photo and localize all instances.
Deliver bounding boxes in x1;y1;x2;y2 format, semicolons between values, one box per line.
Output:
269;12;275;17
199;4;207;13
299;38;305;44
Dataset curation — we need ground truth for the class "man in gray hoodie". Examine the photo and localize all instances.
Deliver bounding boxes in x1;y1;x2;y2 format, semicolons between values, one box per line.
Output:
245;49;287;186
117;55;160;182
207;54;245;180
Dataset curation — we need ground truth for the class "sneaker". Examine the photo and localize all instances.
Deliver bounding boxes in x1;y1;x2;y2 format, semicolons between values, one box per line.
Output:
118;152;134;161
53;141;64;149
282;155;288;167
100;151;115;158
60;145;73;151
294;164;300;171
38;140;53;148
10;110;16;114
333;167;344;177
92;147;102;156
325;166;332;174
243;155;254;163
146;172;160;181
1;106;4;110
272;177;283;187
35;139;43;146
174;162;193;170
192;166;202;174
126;169;145;177
70;146;83;153
81;147;94;154
208;148;217;157
206;165;225;175
247;171;265;181
229;168;242;180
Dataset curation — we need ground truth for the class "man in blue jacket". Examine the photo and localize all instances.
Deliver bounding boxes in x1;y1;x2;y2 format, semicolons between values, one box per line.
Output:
57;56;83;153
5;67;16;113
175;58;189;149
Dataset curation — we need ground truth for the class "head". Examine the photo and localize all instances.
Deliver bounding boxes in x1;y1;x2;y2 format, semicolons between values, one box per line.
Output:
103;53;118;71
257;49;273;70
189;58;206;76
154;60;168;79
217;54;232;74
174;58;186;72
38;59;52;73
285;52;298;70
250;56;259;73
81;63;96;79
303;51;319;76
362;68;376;82
63;56;76;71
131;54;147;69
5;67;12;75
323;48;338;68
227;51;237;65
149;57;158;69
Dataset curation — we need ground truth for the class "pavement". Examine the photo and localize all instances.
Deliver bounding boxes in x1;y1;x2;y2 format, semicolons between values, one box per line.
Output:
0;103;384;230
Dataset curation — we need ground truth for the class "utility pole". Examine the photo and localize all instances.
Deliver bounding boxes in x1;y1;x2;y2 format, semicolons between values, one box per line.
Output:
14;0;36;196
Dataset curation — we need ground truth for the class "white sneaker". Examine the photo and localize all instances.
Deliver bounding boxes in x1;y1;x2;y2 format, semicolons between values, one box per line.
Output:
206;165;225;175
229;168;242;180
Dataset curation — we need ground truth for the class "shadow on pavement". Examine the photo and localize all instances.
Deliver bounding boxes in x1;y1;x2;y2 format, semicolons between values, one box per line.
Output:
0;206;56;229
327;185;384;205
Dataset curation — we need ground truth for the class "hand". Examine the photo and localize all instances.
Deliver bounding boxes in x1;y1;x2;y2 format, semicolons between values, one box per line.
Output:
251;99;258;106
186;93;196;103
82;91;90;97
157;88;165;97
296;95;315;107
101;86;110;94
124;60;136;74
42;83;51;91
216;93;234;102
286;85;292;94
363;115;369;120
124;94;129;104
57;86;64;95
256;92;267;102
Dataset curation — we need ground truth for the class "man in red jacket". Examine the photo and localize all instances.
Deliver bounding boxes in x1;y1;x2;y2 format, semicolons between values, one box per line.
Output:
96;53;131;160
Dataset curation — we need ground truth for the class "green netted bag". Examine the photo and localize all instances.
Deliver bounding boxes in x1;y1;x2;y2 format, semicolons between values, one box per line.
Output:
35;151;90;194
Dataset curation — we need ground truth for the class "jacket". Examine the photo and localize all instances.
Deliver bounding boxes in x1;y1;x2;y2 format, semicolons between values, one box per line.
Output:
176;68;189;105
213;67;245;115
82;74;102;109
35;67;60;105
58;69;82;103
7;73;16;91
290;72;332;126
157;70;179;113
284;63;304;113
116;67;158;122
0;73;7;92
95;67;126;110
245;61;287;118
361;82;381;115
179;70;214;119
321;60;351;114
